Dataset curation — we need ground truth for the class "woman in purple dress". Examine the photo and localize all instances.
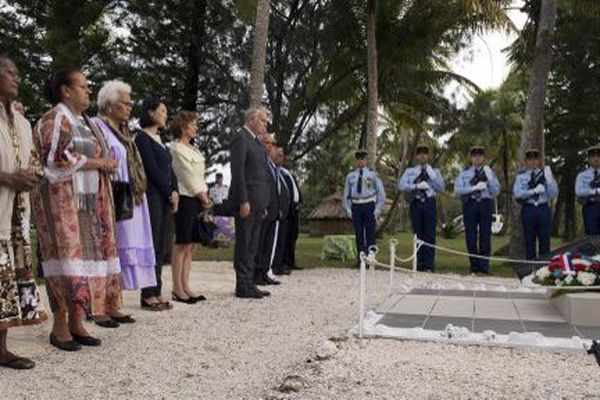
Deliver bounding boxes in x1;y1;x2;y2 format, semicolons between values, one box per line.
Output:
92;80;158;317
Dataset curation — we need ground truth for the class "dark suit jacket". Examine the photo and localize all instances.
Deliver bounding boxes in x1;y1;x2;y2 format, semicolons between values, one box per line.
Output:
135;130;178;201
229;127;270;211
278;171;291;220
265;160;280;222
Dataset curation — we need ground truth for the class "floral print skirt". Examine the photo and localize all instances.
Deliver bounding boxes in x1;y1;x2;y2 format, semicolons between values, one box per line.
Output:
0;199;47;330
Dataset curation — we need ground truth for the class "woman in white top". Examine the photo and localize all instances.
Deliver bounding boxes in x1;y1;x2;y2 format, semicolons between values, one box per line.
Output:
170;111;211;303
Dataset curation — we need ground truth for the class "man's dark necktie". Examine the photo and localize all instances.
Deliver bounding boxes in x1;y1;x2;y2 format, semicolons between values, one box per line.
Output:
357;168;363;194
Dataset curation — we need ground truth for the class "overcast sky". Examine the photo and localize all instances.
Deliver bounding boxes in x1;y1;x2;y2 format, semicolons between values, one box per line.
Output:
448;1;528;102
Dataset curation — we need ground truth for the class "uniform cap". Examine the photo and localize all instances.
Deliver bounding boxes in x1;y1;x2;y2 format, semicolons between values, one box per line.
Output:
355;149;368;160
415;144;429;154
524;148;541;158
586;145;600;156
470;145;485;155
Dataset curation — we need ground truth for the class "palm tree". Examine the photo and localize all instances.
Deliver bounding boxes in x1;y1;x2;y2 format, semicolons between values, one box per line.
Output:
249;0;271;108
366;0;378;167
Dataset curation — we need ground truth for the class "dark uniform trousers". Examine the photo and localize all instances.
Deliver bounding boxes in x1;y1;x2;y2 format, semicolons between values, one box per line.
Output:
234;209;264;287
255;218;277;278
583;202;600;236
410;197;436;271
463;198;492;273
351;202;376;259
282;207;300;268
521;203;552;260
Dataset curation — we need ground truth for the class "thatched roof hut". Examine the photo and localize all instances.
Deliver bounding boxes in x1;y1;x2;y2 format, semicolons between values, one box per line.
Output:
307;194;353;237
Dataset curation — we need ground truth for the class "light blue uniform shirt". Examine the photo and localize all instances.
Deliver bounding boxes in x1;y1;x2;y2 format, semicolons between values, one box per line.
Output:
454;165;501;200
397;164;445;198
513;167;558;205
342;167;386;215
575;167;600;198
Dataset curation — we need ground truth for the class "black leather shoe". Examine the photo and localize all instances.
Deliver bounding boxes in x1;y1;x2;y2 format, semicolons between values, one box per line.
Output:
235;286;264;299
50;333;82;352
192;294;207;302
110;315;136;324
258;288;271;296
172;291;198;304
264;276;281;285
272;269;291;276
291;265;304;270
93;318;120;328
71;333;102;347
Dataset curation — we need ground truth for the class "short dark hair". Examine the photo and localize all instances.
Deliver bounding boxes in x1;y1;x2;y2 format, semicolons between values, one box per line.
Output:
139;96;165;128
44;67;81;105
171;110;198;138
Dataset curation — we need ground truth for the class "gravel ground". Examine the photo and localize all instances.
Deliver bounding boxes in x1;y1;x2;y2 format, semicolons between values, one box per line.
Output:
3;264;600;399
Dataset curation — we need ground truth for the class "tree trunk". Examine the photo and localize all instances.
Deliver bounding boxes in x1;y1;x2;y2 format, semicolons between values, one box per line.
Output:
182;0;207;111
509;0;558;258
248;0;271;108
366;0;378;167
501;127;511;216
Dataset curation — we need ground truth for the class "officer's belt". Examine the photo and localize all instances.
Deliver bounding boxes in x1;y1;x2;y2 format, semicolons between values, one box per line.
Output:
351;196;377;205
523;201;548;207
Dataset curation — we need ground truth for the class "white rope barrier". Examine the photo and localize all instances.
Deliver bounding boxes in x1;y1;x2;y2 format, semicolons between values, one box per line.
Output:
415;240;549;265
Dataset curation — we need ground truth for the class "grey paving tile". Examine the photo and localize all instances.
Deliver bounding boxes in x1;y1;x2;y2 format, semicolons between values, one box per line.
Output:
424;316;473;331
473;298;520;320
512;299;565;322
409;288;440;296
431;296;474;318
473;318;525;334
439;289;475;297
522;321;579;338
574;326;600;340
474;290;509;299
377;313;427;328
509;292;546;300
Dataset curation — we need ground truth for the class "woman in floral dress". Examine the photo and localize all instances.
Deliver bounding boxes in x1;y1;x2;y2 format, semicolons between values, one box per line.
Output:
31;68;123;351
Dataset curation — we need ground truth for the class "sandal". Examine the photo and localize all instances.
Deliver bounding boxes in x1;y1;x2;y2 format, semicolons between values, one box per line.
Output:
0;352;35;370
140;299;165;311
110;315;136;324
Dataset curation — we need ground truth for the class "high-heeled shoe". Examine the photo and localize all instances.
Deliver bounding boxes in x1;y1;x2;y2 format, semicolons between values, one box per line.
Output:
171;291;197;304
49;333;82;352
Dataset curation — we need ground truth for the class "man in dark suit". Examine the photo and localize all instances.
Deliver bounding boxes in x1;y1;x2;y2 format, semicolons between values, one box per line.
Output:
281;155;302;271
254;136;281;286
272;147;292;275
229;107;271;298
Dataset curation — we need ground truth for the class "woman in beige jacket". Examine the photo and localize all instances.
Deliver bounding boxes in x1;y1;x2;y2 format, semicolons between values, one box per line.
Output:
170;111;211;303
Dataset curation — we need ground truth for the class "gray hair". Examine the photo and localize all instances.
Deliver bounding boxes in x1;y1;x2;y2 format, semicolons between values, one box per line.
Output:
97;80;132;113
244;106;271;123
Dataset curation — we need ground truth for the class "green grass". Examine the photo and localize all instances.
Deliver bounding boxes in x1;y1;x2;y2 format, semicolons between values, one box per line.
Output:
193;232;564;278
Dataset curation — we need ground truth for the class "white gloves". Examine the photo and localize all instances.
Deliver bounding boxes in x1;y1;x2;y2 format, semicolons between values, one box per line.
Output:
543;166;553;180
532;184;546;195
483;165;493;180
472;181;488;192
415;181;431;191
426;165;436;178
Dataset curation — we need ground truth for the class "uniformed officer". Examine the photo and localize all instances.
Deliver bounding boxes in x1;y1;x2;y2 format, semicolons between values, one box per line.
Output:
453;146;500;274
342;149;386;265
398;144;445;271
575;144;600;236
513;148;558;260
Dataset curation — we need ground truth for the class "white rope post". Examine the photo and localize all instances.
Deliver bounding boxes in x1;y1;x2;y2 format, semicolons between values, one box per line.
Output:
359;252;366;339
389;240;396;292
412;234;418;275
